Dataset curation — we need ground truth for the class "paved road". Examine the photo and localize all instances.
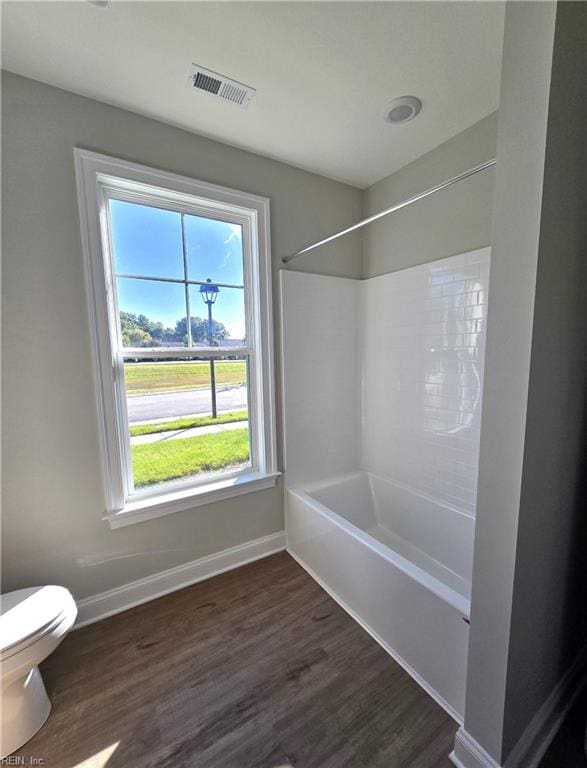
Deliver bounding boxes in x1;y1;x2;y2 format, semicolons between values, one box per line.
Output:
128;385;247;423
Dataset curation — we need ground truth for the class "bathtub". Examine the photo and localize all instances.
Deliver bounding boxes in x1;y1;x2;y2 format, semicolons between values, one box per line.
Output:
285;471;473;722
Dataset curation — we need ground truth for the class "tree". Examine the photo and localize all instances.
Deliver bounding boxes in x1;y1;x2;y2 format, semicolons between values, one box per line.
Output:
119;311;161;347
122;327;153;347
174;316;229;346
119;311;229;347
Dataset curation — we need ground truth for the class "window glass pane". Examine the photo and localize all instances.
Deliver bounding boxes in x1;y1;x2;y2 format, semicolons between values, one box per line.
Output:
116;278;187;347
110;199;184;279
185;214;244;286
124;356;250;489
189;285;246;347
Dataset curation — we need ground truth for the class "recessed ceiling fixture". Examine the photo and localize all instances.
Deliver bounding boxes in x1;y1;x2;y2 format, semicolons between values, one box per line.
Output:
187;64;256;109
383;96;422;125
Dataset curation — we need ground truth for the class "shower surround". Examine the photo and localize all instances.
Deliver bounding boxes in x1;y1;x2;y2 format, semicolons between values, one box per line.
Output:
281;248;490;720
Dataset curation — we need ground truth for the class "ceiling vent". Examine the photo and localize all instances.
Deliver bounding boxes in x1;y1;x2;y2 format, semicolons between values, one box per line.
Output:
187;65;256;108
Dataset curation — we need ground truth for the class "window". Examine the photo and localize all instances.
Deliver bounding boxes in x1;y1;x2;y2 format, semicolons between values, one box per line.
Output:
75;150;277;527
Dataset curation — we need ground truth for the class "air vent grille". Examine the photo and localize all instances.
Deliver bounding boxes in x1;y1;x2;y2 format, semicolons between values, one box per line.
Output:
188;65;255;108
193;72;222;95
220;82;247;105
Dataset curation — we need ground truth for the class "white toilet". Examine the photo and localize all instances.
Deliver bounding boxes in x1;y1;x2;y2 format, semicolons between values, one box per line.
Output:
0;586;77;758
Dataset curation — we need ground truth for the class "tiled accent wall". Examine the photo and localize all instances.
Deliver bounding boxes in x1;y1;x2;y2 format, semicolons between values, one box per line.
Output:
361;248;490;516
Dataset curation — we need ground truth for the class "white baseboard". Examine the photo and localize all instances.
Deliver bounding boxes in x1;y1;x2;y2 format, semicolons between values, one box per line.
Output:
450;644;587;768
450;730;501;768
287;547;463;725
75;531;285;628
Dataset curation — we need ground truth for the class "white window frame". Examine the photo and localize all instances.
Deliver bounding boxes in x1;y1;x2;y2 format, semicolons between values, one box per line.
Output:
74;149;278;528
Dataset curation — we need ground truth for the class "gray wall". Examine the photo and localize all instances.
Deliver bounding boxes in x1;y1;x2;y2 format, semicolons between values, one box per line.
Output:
1;72;362;600
502;0;587;755
362;112;498;278
459;2;586;763
462;3;556;758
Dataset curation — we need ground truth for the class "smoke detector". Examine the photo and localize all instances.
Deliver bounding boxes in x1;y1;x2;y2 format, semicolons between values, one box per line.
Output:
383;96;422;125
187;65;256;108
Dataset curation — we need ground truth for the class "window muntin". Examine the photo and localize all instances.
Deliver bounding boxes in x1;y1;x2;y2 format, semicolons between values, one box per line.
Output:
109;198;247;353
75;149;276;523
116;277;189;348
187;285;246;346
184;214;244;286
110;199;184;279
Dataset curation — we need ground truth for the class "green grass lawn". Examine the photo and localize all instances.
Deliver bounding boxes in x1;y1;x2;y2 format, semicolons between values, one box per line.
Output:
132;427;250;487
124;361;247;395
130;410;248;437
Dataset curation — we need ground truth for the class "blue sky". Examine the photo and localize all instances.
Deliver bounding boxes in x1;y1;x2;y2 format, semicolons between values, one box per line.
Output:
110;199;245;338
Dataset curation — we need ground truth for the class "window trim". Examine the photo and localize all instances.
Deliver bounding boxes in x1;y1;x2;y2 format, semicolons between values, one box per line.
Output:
74;148;278;527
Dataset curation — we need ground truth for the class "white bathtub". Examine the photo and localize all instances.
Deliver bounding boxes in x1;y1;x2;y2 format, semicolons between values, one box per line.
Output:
286;471;473;721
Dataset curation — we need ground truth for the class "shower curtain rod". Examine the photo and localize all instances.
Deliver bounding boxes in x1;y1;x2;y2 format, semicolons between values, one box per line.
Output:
282;158;496;264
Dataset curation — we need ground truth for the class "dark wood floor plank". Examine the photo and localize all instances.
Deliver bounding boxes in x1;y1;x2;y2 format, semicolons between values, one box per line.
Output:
13;553;460;767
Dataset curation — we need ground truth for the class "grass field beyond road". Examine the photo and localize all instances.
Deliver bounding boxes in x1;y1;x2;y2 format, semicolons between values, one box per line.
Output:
125;361;246;395
132;427;250;486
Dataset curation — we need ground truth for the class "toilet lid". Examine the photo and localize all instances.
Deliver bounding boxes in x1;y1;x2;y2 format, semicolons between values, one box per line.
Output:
0;586;76;658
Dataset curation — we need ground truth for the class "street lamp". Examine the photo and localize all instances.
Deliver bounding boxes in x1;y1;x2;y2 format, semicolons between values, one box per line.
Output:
199;279;220;418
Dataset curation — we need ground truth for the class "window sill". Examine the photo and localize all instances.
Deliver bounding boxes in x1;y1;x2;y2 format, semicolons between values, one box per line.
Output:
104;471;281;529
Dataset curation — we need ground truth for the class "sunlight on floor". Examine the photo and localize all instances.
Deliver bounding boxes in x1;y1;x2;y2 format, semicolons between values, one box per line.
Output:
71;742;119;768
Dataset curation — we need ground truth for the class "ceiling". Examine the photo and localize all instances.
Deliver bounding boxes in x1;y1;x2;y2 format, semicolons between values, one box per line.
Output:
1;1;505;188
